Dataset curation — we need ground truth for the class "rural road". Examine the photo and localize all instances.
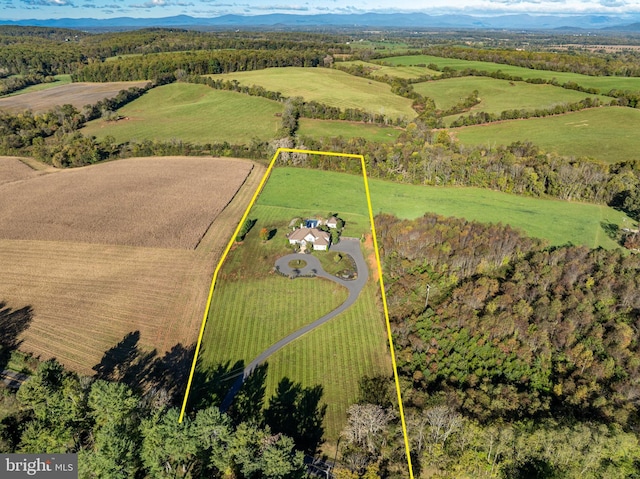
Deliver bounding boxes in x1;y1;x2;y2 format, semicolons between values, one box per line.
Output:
221;238;368;410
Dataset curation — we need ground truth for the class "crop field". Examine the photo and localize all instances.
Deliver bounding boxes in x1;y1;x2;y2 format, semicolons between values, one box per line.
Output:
339;60;440;79
452;107;640;164
82;83;283;144
263;167;633;249
384;55;640;93
413;77;608;123
0;156;261;375
0;81;148;113
212;67;416;120
298;118;401;143
0;157;253;249
0;157;49;185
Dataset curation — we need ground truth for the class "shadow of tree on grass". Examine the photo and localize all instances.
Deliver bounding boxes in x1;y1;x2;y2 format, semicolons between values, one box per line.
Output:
0;302;33;373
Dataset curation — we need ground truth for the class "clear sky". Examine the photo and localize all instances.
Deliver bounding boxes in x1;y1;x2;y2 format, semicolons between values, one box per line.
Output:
2;0;640;21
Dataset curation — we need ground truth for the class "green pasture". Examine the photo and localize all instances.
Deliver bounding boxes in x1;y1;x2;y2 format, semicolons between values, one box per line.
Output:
384;54;640;93
298;118;401;143
265;281;390;439
452;107;640;164
212;67;416;121
264;167;633;249
2;74;71;97
81;82;282;144
413;76;608;123
197;163;389;441
339;60;440;79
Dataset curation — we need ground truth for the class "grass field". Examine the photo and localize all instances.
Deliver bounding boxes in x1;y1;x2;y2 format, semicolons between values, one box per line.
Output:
261;167;633;249
212;67;416;120
298;118;402;143
384;55;640;93
452;107;640;164
82;83;283;144
413;76;608;123
339;60;440;79
0;80;148;113
0;156;260;375
197;162;391;441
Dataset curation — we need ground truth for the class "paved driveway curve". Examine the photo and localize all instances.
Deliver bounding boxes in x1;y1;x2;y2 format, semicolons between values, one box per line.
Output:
221;238;368;410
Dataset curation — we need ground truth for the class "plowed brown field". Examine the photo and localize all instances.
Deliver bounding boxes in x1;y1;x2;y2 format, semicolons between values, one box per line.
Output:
0;81;149;113
0;156;265;375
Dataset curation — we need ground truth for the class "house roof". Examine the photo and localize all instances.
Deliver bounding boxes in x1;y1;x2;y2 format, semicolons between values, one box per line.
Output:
288;227;330;245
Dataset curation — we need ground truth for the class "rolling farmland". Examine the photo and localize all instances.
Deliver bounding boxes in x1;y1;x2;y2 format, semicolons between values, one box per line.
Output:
0;81;149;113
0;156;261;375
212;67;416;120
452;107;640;163
82;83;283;144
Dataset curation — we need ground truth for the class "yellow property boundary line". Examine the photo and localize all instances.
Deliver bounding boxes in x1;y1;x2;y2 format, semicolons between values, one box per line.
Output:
179;147;415;478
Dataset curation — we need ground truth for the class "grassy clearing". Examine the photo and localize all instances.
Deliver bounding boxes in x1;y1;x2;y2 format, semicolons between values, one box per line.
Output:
199;277;349;368
264;167;633;249
298;118;401;143
413;76;608;122
265;281;390;440
82;83;282;144
212;67;415;120
452;107;640;164
339;60;440;79
384;54;640;93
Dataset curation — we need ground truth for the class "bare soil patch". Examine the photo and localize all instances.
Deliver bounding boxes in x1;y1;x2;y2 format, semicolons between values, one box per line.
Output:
0;156;253;249
0;156;259;375
0;81;149;113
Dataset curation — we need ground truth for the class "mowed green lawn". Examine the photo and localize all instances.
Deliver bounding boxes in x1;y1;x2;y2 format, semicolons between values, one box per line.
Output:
413;76;608;122
384;54;640;93
452;107;640;164
198;167;389;441
212;67;416;120
81;83;283;144
298;118;401;143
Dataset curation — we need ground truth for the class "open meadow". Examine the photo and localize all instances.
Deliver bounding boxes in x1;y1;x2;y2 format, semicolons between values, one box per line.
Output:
339;60;441;79
82;83;283;144
452;107;640;164
212;66;416;120
413;76;609;123
383;54;640;92
0;81;149;113
298;118;401;143
262;167;633;249
0;156;262;375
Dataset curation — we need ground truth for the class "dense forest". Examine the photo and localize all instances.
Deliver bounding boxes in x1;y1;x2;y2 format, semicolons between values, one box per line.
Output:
370;213;640;477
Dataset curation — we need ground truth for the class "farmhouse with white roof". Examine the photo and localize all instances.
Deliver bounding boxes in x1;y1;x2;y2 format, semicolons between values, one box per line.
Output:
287;227;331;251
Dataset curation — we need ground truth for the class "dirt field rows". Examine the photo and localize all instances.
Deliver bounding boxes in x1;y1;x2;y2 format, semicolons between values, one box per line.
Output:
0;81;149;113
0;157;253;249
0;156;261;375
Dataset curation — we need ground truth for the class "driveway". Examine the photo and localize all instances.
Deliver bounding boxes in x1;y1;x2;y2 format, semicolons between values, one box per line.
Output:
221;238;368;410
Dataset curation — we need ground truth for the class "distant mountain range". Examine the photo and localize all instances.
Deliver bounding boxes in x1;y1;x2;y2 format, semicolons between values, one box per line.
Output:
2;13;640;31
